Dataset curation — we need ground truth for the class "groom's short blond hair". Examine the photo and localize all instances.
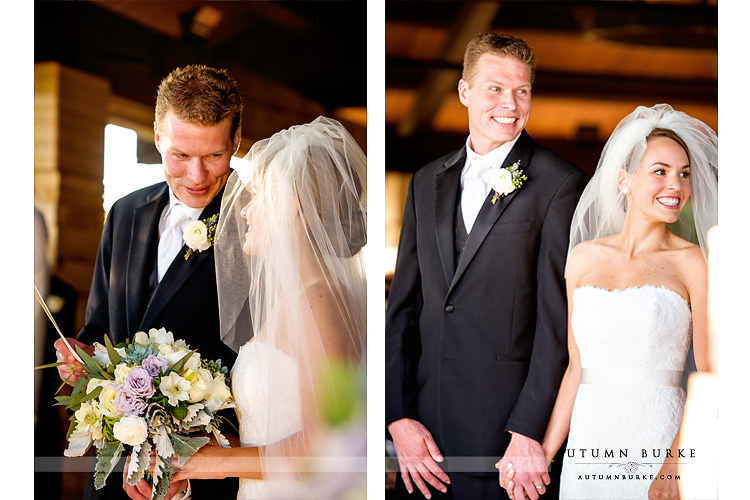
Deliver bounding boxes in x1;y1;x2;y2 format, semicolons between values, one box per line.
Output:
155;65;243;137
462;33;537;86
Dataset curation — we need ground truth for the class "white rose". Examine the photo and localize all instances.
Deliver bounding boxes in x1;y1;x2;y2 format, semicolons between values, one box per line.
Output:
92;343;111;367
149;328;174;345
160;347;191;369
489;168;515;197
185;368;213;403
134;331;149;345
114;363;133;384
87;377;109;395
184;352;201;372
207;373;232;403
183;220;211;251
98;383;121;418
113;415;149;447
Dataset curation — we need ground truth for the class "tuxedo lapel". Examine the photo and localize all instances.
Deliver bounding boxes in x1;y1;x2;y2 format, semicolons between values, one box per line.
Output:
449;132;535;293
434;149;466;287
139;187;224;331
126;184;169;336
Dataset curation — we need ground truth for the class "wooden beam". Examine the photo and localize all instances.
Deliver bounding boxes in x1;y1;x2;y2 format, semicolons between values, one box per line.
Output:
395;2;500;138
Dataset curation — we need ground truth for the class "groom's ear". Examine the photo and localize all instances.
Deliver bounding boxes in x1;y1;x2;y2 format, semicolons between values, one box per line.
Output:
458;79;470;107
232;127;242;155
154;121;163;154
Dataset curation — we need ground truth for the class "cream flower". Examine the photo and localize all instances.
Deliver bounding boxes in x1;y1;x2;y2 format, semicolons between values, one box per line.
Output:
207;373;232;404
114;363;133;384
185;368;213;403
134;331;150;345
98;382;122;418
149;327;174;345
489;168;515;197
159;345;192;369
159;372;191;406
74;401;104;441
183;220;211;252
113;415;148;447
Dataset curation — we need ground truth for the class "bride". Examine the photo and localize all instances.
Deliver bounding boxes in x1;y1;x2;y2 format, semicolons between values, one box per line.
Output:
158;116;367;499
501;104;717;499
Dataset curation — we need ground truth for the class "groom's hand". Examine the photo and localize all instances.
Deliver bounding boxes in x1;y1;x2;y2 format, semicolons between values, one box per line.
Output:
54;338;94;385
122;454;188;500
388;418;450;499
495;432;550;500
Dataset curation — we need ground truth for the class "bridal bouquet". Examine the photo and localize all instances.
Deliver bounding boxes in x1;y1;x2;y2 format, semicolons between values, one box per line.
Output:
58;328;234;500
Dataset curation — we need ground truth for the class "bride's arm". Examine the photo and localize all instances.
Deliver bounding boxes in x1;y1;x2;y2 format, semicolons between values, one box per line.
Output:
540;280;581;460
172;286;359;483
649;248;709;499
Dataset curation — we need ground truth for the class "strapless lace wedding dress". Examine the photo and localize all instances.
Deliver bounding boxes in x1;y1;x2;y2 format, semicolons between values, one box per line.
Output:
232;341;303;500
560;285;691;499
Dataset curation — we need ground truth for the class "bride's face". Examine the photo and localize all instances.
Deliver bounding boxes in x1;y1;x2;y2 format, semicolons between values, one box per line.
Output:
626;137;691;224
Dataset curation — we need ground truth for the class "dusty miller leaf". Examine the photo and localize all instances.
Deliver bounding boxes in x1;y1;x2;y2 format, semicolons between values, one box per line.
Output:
154;426;174;459
93;441;124;490
150;453;174;500
171;433;210;467
126;441;152;486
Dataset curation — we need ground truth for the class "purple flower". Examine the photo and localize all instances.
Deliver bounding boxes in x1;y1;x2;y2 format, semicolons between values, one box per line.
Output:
124;367;156;399
141;355;169;379
114;384;148;416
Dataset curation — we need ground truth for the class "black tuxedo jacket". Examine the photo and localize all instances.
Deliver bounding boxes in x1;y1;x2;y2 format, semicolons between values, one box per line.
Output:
78;181;239;499
386;131;588;477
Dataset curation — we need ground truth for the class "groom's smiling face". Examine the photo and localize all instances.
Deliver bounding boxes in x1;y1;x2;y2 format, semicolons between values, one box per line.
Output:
458;54;532;156
155;110;241;208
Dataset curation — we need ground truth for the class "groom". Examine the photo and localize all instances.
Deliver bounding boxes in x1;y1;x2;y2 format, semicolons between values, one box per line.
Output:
55;65;242;500
385;33;588;500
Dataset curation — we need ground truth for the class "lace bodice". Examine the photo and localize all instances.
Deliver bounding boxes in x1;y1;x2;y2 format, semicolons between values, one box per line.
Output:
561;285;693;499
572;285;691;372
232;340;303;446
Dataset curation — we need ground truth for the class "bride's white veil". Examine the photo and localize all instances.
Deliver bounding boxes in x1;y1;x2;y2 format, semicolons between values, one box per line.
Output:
568;103;718;272
214;116;366;497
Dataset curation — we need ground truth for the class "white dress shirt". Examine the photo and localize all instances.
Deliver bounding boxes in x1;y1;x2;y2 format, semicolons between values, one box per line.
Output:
156;190;203;282
460;135;521;232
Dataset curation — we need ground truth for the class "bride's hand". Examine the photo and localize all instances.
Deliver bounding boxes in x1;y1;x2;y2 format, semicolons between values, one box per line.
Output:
648;461;680;500
122;452;188;500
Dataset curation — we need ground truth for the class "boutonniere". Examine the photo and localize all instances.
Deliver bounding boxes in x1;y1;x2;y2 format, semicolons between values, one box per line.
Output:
183;213;218;260
490;160;527;204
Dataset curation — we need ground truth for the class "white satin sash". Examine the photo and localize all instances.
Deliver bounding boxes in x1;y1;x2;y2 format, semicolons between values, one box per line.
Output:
581;367;683;387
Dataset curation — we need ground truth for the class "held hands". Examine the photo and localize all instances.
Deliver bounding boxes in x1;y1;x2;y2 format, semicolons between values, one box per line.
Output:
54;337;94;385
648;461;680;500
495;432;550;500
388;418;450;499
122;453;188;500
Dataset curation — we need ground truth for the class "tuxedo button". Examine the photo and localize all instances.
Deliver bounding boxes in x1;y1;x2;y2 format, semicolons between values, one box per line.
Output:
444;305;455;313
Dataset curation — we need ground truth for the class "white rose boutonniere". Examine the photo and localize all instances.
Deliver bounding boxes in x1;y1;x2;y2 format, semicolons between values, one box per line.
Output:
183;213;218;260
490;160;527;204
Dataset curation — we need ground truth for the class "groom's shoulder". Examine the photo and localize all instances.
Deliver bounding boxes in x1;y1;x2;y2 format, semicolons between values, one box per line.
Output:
111;182;167;209
107;182;167;220
529;141;584;178
413;148;465;180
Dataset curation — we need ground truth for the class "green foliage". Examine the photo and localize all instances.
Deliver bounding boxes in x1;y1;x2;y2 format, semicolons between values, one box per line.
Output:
126;441;152;486
170;434;210;467
124;342;159;365
94;441;124;490
102;416;118;442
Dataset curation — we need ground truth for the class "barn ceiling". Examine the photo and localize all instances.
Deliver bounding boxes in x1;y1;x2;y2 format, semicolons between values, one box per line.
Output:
385;0;718;173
